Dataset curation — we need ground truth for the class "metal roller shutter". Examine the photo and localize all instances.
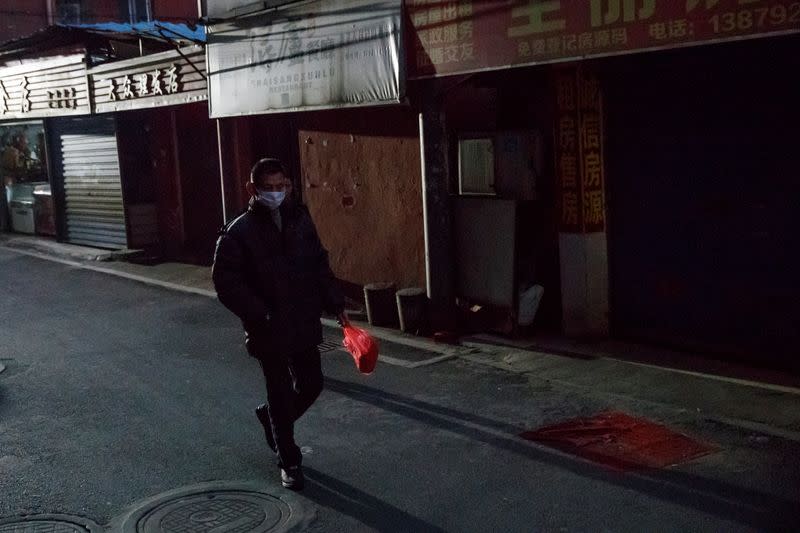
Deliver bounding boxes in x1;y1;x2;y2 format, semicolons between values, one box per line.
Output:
58;120;127;249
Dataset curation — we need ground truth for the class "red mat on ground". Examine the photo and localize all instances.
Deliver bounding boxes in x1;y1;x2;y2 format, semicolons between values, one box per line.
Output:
520;411;716;471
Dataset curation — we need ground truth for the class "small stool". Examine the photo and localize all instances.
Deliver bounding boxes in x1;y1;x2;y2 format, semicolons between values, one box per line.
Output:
363;282;398;327
396;287;427;334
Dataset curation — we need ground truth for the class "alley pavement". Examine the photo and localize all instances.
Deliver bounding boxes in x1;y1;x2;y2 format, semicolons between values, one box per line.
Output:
1;247;799;532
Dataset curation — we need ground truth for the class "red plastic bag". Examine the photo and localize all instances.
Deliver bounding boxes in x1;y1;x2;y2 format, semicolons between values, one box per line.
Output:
342;324;379;374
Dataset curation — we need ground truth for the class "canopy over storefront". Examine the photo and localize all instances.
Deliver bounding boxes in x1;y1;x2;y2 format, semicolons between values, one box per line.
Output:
0;23;207;121
0;22;202;65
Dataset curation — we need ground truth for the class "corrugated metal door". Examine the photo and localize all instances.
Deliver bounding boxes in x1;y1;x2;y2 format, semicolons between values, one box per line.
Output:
56;117;128;249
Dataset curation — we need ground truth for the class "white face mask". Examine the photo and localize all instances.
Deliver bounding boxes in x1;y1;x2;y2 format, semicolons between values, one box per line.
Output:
256;190;286;210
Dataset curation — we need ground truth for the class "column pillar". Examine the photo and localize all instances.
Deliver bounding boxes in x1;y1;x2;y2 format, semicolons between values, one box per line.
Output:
418;81;456;329
553;66;610;337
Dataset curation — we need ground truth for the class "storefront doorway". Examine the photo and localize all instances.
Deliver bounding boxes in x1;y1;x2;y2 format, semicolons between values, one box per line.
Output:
47;116;128;249
0;121;52;236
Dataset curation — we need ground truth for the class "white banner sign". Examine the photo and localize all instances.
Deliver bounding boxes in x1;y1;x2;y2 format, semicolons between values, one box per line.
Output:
206;0;403;117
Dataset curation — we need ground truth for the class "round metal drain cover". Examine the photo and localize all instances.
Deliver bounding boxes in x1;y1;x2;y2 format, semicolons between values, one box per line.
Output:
0;514;101;533
138;491;285;532
115;482;313;533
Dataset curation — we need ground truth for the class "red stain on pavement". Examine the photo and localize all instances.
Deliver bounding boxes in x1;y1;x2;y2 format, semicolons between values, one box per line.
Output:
520;411;717;471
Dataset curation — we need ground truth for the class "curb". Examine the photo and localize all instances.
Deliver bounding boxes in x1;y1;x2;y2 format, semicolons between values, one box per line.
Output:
0;239;114;262
460;350;800;443
1;246;217;298
6;243;800;409
320;317;466;358
1;245;460;364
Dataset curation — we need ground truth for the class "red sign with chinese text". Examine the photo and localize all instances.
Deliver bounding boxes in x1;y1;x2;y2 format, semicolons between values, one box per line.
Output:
554;67;606;233
554;68;582;232
408;0;800;78
577;70;605;232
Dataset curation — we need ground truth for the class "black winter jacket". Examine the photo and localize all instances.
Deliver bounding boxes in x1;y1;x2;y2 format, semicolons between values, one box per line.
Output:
212;199;344;358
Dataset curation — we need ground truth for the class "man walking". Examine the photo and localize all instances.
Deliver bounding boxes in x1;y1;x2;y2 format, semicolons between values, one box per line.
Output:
212;158;345;490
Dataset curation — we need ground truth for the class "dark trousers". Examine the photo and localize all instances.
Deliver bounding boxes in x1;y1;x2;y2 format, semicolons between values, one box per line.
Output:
258;346;323;468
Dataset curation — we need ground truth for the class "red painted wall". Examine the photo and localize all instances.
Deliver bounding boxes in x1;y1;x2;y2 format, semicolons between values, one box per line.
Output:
0;0;48;43
174;102;223;265
1;0;197;45
85;0;122;21
153;0;198;21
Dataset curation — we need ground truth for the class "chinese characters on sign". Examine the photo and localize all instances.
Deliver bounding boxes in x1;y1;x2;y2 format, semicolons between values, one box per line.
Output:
554;68;606;233
555;68;582;232
104;64;182;102
578;71;605;232
0;76;77;115
48;88;79;109
0;80;9;115
409;0;799;78
20;76;31;113
0;75;86;117
207;0;401;117
410;0;476;71
150;70;164;95
0;53;207;119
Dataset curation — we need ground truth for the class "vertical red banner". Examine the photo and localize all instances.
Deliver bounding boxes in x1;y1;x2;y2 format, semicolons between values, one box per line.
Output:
554;67;582;233
578;70;606;233
554;67;606;233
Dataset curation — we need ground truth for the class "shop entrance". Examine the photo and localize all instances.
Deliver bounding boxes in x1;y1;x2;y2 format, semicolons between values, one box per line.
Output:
0;121;53;237
48;116;127;249
604;36;800;366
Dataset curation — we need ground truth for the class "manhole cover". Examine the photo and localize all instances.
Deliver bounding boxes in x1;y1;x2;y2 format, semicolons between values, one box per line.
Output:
0;514;102;533
138;491;285;532
114;482;313;533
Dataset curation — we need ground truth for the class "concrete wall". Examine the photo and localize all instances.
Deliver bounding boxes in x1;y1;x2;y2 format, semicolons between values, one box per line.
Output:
559;232;609;337
297;107;425;291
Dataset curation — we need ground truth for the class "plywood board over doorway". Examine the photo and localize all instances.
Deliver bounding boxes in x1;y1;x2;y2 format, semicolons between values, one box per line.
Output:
298;108;425;291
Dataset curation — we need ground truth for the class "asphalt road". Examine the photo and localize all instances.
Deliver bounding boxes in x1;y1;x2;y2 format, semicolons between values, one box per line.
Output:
1;248;798;531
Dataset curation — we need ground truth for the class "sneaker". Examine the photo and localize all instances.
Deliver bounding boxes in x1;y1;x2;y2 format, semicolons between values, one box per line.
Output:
255;404;277;453
281;465;305;491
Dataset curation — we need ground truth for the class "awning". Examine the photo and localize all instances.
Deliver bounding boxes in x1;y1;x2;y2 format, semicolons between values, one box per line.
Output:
66;22;205;44
0;48;207;120
206;0;404;118
0;24;176;65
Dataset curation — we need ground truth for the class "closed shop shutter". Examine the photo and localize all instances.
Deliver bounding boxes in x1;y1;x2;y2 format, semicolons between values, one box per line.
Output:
604;37;800;364
57;117;127;249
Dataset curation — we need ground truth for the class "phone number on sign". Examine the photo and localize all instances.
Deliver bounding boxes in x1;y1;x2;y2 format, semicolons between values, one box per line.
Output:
709;2;800;33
